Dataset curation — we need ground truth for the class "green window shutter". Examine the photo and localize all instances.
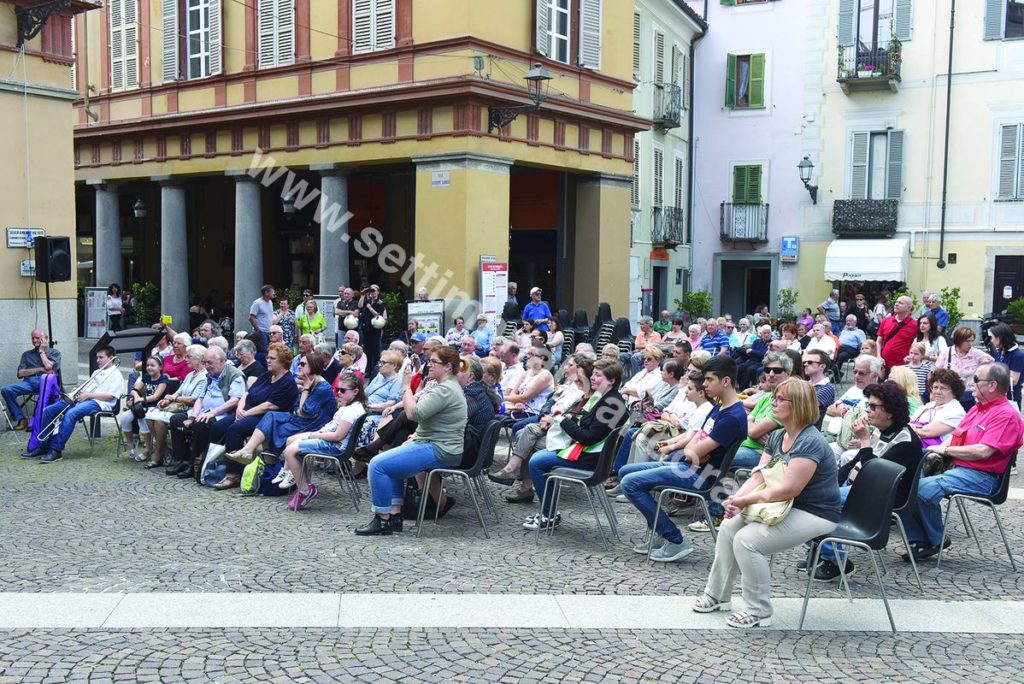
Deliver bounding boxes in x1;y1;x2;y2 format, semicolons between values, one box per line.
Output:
732;165;747;203
746;165;762;203
725;53;736;108
748;53;765;108
720;0;735;5
984;0;1005;40
850;132;870;199
885;130;904;200
837;0;857;47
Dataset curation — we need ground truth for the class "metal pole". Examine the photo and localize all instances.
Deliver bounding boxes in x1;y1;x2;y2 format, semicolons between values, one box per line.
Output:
45;279;55;347
936;0;955;269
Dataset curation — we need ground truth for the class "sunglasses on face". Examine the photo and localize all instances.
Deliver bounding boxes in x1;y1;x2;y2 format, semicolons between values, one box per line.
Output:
865;402;884;411
764;367;785;374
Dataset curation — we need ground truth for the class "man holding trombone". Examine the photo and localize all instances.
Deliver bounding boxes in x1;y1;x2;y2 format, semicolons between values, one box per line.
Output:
23;346;122;463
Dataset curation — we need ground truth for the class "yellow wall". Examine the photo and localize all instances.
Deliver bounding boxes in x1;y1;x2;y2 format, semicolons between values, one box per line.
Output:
574;177;631;314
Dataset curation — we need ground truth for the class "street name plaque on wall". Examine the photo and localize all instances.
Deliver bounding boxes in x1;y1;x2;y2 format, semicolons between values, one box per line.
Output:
6;227;45;249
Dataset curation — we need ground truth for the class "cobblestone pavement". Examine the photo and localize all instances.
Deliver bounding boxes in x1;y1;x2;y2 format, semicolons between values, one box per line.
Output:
0;627;1021;683
1;432;1021;599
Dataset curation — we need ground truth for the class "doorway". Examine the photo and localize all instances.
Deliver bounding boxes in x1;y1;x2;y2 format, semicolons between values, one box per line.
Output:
718;258;773;318
652;263;668;316
992;255;1024;314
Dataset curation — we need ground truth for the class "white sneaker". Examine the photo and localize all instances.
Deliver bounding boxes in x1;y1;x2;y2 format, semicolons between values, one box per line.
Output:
688;518;722;533
614;494;628;503
650;539;694;562
633;536;666;554
277;470;296;489
271;468;288;485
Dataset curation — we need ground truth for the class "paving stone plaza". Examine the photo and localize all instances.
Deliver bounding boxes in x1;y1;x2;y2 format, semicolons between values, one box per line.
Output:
1;427;1023;683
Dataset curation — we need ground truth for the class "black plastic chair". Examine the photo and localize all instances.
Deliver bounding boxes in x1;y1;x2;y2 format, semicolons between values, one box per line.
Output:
571;309;590;345
416;419;503;538
299;413;369;510
590;303;614;345
645;439;742;557
799;458;905;633
557;309;573;332
936;461;1017;571
500;301;521;340
539;425;627;547
889;455;925;589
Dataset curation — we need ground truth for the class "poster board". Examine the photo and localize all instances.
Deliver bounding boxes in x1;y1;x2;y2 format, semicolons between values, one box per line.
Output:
407;299;445;337
478;256;508;334
313;294;338;343
85;287;108;339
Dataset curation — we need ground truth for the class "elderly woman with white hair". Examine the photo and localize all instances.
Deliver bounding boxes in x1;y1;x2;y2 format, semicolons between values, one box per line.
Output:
163;332;193;381
233;338;265;389
146;344;208;467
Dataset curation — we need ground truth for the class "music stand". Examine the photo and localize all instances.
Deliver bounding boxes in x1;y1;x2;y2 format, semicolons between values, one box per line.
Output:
88;327;167;373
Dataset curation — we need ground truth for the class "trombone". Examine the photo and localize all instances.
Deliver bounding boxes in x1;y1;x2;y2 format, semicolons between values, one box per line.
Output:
37;357;120;441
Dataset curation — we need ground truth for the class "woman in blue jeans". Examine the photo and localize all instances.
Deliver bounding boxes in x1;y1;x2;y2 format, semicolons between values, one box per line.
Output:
524;359;627;531
357;345;467;536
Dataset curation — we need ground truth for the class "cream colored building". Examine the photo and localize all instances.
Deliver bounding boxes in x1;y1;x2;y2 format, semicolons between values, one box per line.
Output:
798;0;1024;319
0;0;99;379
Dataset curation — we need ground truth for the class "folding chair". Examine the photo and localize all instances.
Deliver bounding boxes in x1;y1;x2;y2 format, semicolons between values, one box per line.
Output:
889;456;926;589
81;398;126;459
936;462;1017;571
799;459;905;633
298;413;369;510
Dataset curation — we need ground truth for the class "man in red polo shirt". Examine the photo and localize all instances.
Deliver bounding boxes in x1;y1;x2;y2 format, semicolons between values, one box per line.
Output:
876;295;917;373
900;362;1024;560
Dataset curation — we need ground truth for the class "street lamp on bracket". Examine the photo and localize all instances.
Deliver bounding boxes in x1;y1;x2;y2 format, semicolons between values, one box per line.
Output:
488;63;553;133
798;156;819;204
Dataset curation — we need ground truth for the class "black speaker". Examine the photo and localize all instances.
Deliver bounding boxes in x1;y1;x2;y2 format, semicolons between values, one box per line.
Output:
34;236;72;283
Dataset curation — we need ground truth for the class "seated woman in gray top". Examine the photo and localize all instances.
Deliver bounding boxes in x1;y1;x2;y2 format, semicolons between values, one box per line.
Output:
693;377;840;629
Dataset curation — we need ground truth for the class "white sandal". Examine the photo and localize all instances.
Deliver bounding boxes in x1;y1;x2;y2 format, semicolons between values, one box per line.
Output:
692;594;731;613
726;611;772;629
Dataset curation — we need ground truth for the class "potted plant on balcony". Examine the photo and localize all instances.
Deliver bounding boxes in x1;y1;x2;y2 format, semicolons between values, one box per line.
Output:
857;63;875;78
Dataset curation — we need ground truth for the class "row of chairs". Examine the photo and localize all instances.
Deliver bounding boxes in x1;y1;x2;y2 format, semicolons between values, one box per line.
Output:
500;302;635;363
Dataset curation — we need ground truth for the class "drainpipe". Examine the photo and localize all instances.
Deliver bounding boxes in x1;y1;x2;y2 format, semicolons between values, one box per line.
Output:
686;1;708;291
936;0;955;269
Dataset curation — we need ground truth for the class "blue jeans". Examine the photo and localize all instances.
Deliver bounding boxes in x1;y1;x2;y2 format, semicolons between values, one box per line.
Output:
619;461;709;544
38;399;102;452
814;484;851;562
367;441;445;515
901;466;999;547
613;426;640;475
731;445;764;471
512;415;539;436
529;449;573;517
2;376;41;422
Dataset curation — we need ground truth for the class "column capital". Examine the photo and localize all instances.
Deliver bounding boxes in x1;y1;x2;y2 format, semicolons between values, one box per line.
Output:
577;172;632;189
225;169;260;181
151;175;186;186
310;162;354;176
86;178;119;189
411;152;514;174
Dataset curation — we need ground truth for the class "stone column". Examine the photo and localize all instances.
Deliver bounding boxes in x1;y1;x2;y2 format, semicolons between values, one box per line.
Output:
155;177;189;332
311;163;351;294
90;181;123;288
227;171;263;330
574;173;633;315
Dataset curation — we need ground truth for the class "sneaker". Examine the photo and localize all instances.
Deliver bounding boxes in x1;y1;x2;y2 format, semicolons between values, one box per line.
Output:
1012;466;1018;476
614;494;628;503
812;559;855;582
633;536;666;554
650;538;694;562
287;484;318;511
688;518;722;533
605;484;622;497
277;470;296;490
522;513;561;531
271;468;288;485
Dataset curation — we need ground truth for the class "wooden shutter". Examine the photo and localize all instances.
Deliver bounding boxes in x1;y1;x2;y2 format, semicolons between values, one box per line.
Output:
654;31;665;82
998;124;1020;199
732;165;748;203
748;53;765;107
276;0;294;66
850;131;870;199
374;0;395;51
674;155;684;209
724;53;736;108
258;0;276;67
885;130;904;200
631;139;640;207
208;0;222;75
161;0;178;82
632;12;641;80
671;44;681;86
747;165;762;203
653;147;664;206
578;0;601;69
682;51;690;109
70;17;76;90
894;0;912;40
535;0;550;57
837;0;856;47
124;0;138;89
353;0;371;53
984;0;1006;40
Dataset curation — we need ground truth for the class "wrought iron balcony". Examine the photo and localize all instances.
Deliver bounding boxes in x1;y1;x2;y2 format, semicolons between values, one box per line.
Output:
832;199;899;236
652;206;687;248
652;83;682;130
837;40;902;94
720;202;769;243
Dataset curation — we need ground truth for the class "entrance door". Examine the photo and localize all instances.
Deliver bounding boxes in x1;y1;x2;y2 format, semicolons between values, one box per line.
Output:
652;264;668;315
720;259;772;318
992;255;1024;314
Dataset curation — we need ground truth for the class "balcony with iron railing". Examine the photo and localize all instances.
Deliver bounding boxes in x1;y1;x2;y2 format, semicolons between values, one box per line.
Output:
832;199;899;237
837;39;902;94
652;205;687;248
652;83;682;130
720;202;769;243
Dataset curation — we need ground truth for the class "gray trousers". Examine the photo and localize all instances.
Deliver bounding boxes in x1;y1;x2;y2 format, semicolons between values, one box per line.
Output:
703;507;836;618
512;422;549;478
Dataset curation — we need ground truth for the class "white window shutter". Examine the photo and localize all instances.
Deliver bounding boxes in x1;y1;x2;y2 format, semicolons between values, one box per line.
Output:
535;0;550;58
850;131;870;199
886;130;904;200
894;0;912;40
632;12;640;80
654;31;664;83
373;0;395;51
277;0;294;66
653;147;664;206
208;0;222;75
70;18;76;90
671;44;681;86
110;0;125;91
578;0;601;70
161;0;178;82
674;156;684;209
682;52;690;109
837;0;856;47
258;0;276;67
632;139;641;207
123;0;138;88
998;124;1020;199
352;0;372;54
984;0;1006;40
1018;124;1024;200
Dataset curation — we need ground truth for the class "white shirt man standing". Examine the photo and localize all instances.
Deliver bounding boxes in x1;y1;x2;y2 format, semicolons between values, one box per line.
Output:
248;284;275;347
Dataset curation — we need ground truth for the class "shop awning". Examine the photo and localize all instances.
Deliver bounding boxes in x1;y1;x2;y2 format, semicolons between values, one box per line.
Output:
824;239;909;282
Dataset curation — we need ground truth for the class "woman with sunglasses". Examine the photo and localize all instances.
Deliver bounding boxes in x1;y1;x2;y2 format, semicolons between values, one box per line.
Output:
935;327;993;411
503;346;554;424
620;345;664;409
357;346;467;536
